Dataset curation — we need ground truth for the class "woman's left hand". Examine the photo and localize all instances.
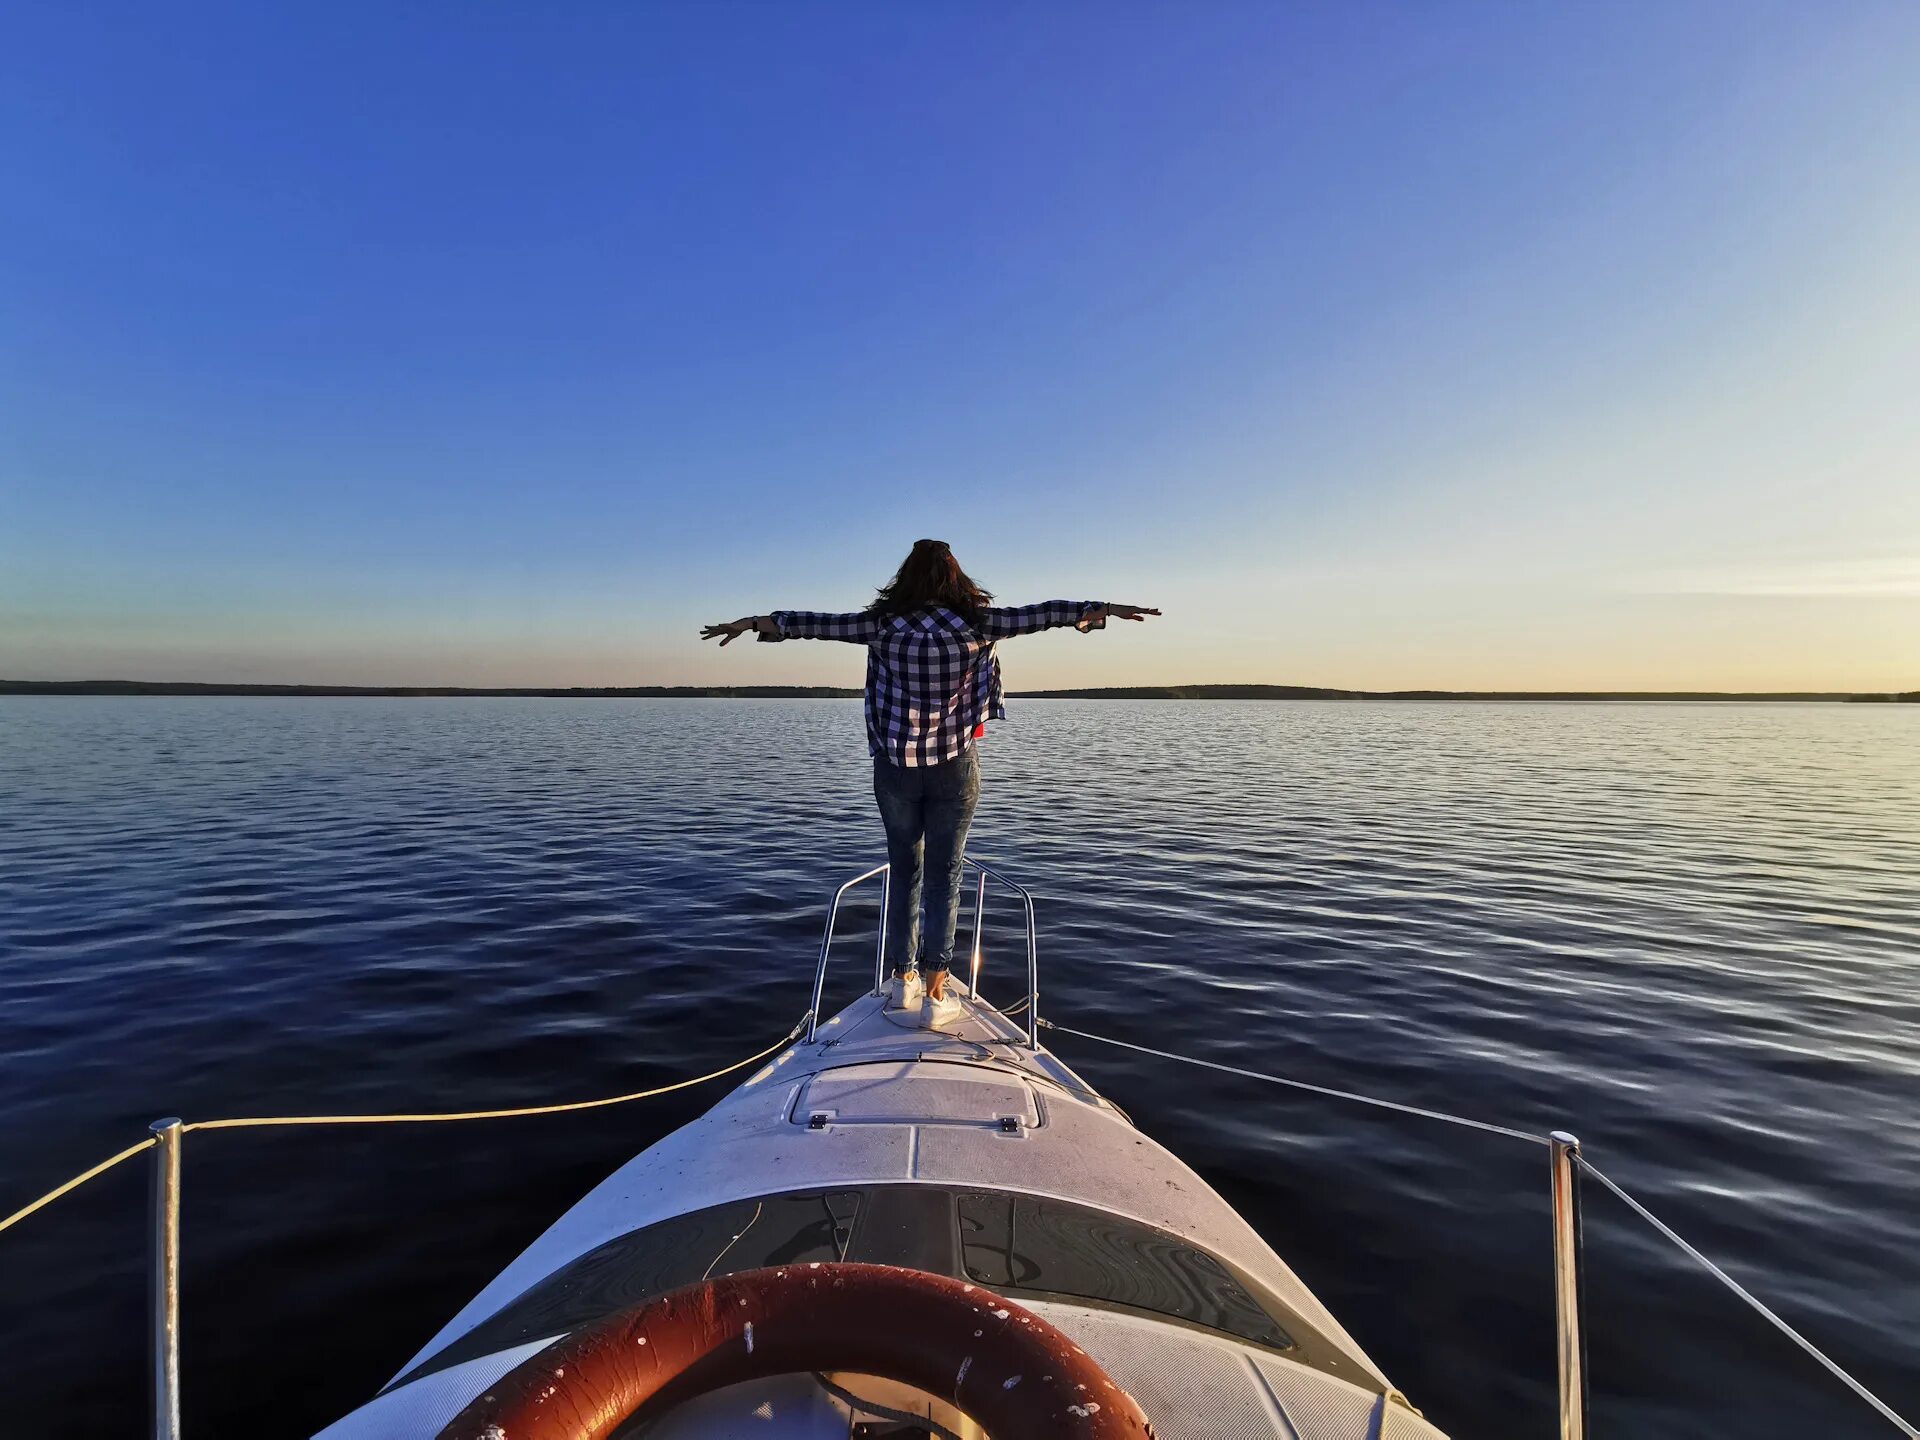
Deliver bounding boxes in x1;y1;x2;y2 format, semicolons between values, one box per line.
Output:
1094;604;1161;624
700;616;765;645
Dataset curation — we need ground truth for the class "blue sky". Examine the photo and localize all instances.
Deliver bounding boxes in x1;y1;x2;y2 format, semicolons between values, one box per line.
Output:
3;3;1916;689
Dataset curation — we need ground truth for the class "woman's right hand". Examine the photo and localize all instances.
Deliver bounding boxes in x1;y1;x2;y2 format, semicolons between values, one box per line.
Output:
1097;604;1161;623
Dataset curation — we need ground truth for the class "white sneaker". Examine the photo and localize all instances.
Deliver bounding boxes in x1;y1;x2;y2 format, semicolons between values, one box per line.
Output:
886;969;924;1012
920;988;963;1031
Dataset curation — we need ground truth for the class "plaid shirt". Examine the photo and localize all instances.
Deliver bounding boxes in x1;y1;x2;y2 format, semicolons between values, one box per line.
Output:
762;602;1106;767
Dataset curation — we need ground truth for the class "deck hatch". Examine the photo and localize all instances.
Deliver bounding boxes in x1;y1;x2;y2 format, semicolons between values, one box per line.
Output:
794;1061;1040;1128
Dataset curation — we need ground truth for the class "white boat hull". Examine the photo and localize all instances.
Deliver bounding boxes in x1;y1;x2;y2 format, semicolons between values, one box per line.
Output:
319;980;1447;1439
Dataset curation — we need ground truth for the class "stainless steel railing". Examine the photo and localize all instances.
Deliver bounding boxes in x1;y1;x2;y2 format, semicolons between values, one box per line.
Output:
1040;1018;1919;1440
805;852;1041;1048
115;1025;811;1437
149;1118;184;1440
799;855;1599;1434
806;861;892;1045
1549;1133;1588;1440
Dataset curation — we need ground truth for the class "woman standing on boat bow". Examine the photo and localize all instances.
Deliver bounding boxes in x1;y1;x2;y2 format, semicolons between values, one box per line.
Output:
703;539;1158;1029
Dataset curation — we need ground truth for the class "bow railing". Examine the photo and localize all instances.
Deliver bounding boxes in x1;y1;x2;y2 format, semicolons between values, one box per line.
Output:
806;852;1040;1047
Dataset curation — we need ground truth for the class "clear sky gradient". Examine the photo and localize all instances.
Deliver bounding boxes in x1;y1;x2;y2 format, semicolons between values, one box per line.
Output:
4;3;1916;690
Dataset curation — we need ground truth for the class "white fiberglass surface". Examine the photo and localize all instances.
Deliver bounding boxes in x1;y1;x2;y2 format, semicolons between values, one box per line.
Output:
312;1339;557;1440
392;989;1389;1395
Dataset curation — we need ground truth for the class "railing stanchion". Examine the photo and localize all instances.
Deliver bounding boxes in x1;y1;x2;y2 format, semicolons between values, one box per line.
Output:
1024;891;1040;1049
1549;1131;1589;1440
808;863;889;1043
149;1117;183;1440
873;866;891;996
968;869;987;997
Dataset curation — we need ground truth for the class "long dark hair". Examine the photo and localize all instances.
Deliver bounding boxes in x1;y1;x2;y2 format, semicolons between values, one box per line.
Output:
870;539;994;624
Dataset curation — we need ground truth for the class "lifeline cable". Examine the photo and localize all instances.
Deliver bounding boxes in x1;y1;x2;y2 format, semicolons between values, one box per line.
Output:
1040;1018;1549;1144
1579;1156;1917;1438
1043;1015;1917;1438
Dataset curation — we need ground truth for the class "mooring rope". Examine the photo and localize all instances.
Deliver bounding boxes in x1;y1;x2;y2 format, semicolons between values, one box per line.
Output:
0;1015;809;1237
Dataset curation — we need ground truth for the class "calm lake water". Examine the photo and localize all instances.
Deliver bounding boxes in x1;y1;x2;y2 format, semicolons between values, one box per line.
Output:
1;697;1915;1438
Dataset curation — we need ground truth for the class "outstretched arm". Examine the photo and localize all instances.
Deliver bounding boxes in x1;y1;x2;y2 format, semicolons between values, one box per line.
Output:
700;611;884;646
978;601;1161;640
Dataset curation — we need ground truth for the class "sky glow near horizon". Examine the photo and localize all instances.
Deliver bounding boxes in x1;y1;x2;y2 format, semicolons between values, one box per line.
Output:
2;4;1917;691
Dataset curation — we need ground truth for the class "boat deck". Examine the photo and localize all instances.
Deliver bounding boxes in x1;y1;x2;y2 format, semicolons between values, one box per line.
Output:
316;981;1448;1439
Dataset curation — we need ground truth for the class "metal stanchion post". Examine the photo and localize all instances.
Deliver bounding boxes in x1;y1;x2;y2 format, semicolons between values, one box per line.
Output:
872;866;891;995
150;1117;183;1440
1024;895;1040;1049
1549;1131;1589;1440
968;869;987;996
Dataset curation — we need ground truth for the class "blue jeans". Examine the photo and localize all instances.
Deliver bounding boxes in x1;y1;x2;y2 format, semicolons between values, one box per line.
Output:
873;748;980;980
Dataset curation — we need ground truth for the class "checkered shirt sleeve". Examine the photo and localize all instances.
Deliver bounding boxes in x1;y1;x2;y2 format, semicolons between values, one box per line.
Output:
978;602;1106;639
760;611;885;644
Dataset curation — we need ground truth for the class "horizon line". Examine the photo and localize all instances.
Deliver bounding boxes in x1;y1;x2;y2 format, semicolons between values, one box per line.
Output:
3;679;1914;703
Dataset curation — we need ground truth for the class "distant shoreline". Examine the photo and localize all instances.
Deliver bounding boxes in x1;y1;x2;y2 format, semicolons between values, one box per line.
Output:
3;679;1913;702
1013;685;1919;703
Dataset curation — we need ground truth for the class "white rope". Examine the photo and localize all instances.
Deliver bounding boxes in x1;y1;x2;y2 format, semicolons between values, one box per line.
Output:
1578;1157;1918;1438
0;1137;158;1237
0;1018;808;1236
186;1017;807;1132
1040;1019;1550;1145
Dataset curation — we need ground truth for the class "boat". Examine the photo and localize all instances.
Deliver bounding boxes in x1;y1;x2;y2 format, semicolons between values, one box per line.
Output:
313;859;1450;1439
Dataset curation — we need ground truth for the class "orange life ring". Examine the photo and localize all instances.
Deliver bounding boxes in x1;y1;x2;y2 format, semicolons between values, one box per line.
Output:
436;1261;1155;1440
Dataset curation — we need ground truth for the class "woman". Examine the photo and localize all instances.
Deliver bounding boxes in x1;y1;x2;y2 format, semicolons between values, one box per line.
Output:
702;539;1158;1029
